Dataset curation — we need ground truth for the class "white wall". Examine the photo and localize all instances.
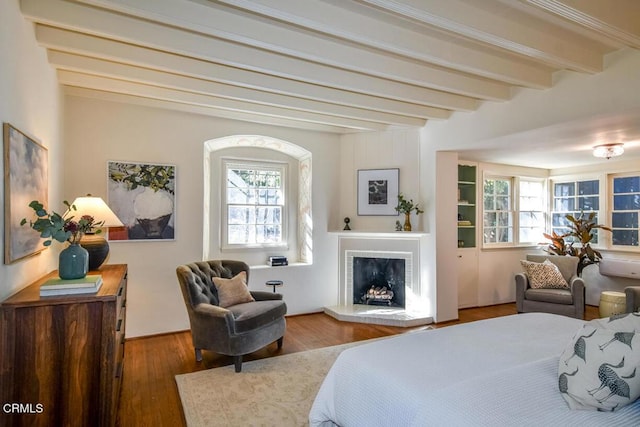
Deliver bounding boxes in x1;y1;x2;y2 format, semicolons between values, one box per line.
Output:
338;129;422;232
0;0;63;301
63;95;341;337
423;48;640;312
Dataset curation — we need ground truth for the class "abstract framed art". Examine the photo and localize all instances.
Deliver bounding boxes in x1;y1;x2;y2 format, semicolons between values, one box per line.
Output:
107;161;176;241
357;168;399;216
3;123;48;264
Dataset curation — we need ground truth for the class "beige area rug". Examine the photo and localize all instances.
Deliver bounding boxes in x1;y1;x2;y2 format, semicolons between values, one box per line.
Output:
175;340;369;427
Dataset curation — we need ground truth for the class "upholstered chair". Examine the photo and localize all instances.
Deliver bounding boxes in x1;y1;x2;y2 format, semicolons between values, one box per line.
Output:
515;254;585;319
176;260;286;372
625;287;640;313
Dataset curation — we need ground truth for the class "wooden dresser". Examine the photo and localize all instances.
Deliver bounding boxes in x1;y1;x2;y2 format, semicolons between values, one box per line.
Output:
0;264;127;427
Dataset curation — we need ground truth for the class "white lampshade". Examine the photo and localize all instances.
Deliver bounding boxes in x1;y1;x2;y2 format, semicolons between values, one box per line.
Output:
67;196;124;227
593;143;624;159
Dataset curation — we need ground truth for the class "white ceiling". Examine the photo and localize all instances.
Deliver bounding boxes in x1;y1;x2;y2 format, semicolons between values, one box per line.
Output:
20;0;640;167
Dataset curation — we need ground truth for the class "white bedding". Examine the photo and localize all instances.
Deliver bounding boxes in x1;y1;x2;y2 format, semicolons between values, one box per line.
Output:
309;313;640;426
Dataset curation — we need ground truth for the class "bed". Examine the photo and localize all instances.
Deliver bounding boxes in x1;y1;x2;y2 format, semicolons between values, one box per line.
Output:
309;313;640;426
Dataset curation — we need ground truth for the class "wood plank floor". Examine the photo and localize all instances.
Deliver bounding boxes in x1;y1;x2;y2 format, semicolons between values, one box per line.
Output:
116;304;600;426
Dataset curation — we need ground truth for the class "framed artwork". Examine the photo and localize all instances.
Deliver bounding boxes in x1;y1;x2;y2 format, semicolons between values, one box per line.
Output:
357;168;399;216
107;161;176;241
3;123;48;264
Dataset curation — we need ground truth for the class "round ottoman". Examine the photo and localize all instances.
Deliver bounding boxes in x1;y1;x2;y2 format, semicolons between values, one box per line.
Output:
599;291;626;317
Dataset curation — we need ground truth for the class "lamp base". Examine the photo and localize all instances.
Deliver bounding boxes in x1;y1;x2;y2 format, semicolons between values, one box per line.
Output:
80;233;110;270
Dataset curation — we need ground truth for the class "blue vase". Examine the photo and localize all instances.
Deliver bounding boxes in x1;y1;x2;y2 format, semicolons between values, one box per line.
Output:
59;243;89;280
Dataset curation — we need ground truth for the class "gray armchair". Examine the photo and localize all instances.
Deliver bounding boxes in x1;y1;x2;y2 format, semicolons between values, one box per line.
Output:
625;287;640;313
515;254;585;319
176;260;286;372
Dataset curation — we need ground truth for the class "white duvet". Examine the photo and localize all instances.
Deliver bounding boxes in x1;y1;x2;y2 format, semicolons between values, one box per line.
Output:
309;313;640;426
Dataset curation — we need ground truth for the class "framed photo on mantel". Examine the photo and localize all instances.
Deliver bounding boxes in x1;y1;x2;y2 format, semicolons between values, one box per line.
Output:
357;168;399;216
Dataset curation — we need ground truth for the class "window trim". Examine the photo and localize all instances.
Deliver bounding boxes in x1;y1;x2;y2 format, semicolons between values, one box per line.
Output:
481;174;547;249
609;172;640;251
221;157;289;250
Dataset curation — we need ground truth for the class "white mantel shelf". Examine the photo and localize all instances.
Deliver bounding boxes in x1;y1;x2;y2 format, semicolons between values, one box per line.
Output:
329;231;428;238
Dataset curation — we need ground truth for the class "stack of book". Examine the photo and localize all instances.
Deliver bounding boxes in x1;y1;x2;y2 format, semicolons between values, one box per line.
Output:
40;274;103;297
268;256;288;267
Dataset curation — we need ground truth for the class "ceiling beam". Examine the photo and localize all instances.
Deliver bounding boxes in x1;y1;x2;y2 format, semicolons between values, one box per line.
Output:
49;50;427;127
361;0;605;73
527;0;640;48
64;86;354;133
57;70;399;131
214;0;552;89
34;25;471;114
21;0;504;104
75;0;527;96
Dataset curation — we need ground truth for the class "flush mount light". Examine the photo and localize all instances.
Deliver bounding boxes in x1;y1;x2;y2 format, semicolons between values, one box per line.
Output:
593;143;624;159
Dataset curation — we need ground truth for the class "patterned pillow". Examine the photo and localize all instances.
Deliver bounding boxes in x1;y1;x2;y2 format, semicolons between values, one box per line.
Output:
558;313;640;411
212;271;255;308
520;259;569;289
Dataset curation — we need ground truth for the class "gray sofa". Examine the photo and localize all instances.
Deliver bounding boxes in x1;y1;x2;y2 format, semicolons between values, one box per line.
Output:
176;260;286;372
515;254;585;319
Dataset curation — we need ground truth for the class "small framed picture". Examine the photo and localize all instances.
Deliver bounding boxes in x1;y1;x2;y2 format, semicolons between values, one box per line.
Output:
357;168;399;216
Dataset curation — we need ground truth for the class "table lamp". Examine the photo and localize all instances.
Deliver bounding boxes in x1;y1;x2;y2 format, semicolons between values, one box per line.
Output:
68;195;124;270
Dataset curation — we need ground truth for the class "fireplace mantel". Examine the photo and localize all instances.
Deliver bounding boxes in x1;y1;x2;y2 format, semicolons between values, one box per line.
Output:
329;231;428;238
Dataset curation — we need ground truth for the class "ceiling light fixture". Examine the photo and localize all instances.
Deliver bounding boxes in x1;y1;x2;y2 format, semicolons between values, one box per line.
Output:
593;143;624;159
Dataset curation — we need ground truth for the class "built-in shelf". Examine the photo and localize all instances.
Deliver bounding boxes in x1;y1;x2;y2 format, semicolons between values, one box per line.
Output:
458;164;477;248
251;262;312;270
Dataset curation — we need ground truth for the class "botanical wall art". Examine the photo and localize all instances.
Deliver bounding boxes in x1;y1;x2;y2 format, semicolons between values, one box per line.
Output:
357;168;399;216
3;123;48;263
107;161;176;241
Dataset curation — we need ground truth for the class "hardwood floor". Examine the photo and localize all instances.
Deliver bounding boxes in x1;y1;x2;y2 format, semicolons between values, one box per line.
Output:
116;304;600;426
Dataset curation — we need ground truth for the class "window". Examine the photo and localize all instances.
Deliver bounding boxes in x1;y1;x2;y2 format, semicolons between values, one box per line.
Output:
551;179;600;243
519;179;545;244
483;177;513;244
611;174;640;247
224;160;286;247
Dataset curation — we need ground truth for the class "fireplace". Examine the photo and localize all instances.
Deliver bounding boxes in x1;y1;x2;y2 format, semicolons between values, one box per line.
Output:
325;232;433;327
352;257;405;307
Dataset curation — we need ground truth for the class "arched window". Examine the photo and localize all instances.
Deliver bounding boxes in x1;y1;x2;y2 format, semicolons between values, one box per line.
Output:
204;135;312;264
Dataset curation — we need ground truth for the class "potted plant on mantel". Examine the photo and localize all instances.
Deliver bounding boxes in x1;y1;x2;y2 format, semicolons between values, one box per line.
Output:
395;193;424;232
541;211;612;276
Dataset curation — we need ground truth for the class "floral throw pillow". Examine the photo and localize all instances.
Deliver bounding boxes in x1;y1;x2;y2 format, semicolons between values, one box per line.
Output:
520;259;569;289
558;313;640;411
212;271;255;308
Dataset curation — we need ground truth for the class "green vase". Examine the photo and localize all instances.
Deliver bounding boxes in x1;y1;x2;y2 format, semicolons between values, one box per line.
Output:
59;243;89;280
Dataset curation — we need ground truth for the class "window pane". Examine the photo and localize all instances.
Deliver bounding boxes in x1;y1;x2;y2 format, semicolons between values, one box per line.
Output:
484;228;496;243
612;230;639;246
484;212;496;227
255;207;281;224
554;198;574;211
483;196;495;210
614;195;640;210
495;196;510;211
496;180;510;195
228;206;255;224
614;177;640;193
578;180;598;195
578;196;599;211
227;188;253;204
497;212;511;226
555;183;575;197
612;212;638;229
256;225;281;243
228;225;253;244
496;227;512;243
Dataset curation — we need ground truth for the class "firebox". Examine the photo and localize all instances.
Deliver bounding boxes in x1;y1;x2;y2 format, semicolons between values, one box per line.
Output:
352;257;405;308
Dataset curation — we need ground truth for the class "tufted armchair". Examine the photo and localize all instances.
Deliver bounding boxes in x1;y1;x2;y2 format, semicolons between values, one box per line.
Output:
176;260;286;372
515;254;585;319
